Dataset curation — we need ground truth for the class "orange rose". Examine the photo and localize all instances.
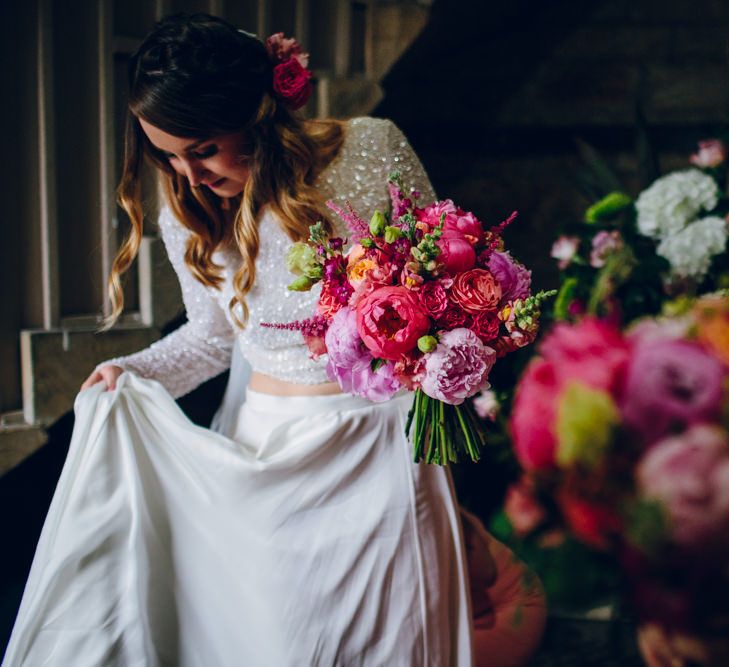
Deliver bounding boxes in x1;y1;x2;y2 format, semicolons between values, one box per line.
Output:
450;269;502;314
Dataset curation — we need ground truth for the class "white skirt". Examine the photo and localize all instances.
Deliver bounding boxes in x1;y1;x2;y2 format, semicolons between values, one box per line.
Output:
3;373;474;666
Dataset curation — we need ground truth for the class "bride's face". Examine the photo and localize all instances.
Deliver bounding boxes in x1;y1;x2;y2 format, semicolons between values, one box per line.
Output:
139;118;251;198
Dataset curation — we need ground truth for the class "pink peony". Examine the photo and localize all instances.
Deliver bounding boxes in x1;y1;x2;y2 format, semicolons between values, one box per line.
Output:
325;307;401;402
420;328;496;405
416;199;483;240
356;286;431;360
636;425;729;553
486;251;532;303
550;236;580;270
590;230;623;268
621;339;726;444
437;233;476;274
689;139;727;169
511;358;561;470
540;318;630;395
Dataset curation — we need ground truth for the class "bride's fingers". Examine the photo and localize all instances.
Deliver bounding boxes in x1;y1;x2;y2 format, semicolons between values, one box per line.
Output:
80;371;104;391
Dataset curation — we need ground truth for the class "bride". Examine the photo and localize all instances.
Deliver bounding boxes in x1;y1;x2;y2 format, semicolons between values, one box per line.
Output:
3;13;475;666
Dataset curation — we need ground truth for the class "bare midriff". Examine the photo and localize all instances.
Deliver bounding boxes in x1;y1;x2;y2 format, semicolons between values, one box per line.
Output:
249;372;342;396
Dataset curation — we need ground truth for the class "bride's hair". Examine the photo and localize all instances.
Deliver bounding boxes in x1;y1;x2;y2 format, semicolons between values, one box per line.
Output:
106;13;344;328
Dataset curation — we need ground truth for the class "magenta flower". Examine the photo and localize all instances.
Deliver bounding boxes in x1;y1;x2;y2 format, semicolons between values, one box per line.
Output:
420;328;496;405
621;339;726;444
637;424;729;554
486;251;532;303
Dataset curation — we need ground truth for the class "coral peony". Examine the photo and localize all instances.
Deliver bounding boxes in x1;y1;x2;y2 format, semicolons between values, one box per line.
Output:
621;338;726;444
416;199;483;240
356;286;430;360
450;269;502;314
636;425;729;554
420;328;496;405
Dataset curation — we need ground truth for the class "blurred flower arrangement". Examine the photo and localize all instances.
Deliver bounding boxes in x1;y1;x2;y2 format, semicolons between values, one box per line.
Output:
550;138;729;325
266;173;552;464
507;295;729;657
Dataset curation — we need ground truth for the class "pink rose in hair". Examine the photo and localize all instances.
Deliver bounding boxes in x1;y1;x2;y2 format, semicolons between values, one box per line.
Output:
637;425;729;554
621;338;726;444
265;32;308;67
689;139;727;169
272;58;312;110
420;328;496;405
356;286;430;360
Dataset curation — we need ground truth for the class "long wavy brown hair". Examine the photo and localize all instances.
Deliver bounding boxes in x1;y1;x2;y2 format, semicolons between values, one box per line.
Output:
105;13;344;329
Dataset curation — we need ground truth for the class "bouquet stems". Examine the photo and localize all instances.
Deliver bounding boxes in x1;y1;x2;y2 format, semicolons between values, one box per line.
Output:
406;389;486;464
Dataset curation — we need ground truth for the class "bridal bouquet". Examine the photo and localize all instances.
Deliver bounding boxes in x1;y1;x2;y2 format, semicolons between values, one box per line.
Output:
508;295;729;642
269;173;551;464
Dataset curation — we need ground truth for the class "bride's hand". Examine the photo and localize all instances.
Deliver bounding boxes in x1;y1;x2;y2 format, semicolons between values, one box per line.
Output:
81;364;124;391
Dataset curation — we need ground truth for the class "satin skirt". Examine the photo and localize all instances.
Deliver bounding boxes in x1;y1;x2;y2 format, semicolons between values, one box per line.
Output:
3;373;473;666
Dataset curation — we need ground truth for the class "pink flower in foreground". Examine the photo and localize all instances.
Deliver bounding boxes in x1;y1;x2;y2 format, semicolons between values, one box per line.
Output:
511;358;561;470
621;339;726;444
550;236;580;269
637;425;729;554
356;286;430;360
540;318;630;395
421;328;496;405
590;230;624;268
689;139;727;169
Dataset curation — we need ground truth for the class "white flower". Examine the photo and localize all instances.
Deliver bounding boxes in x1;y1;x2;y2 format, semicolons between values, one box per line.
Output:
473;389;500;421
550;236;580;269
656;216;728;279
635;169;719;239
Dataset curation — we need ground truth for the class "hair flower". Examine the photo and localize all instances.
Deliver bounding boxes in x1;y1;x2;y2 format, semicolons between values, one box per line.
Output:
265;32;313;110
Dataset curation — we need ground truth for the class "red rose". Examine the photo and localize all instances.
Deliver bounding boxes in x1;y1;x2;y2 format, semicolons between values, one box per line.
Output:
356;286;430;360
272;59;313;110
470;311;500;342
437;304;470;329
419;281;449;318
450;269;502;314
558;492;622;551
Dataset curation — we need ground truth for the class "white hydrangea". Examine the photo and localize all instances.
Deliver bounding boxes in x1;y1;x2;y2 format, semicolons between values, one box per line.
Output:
635;169;719;239
656;216;728;279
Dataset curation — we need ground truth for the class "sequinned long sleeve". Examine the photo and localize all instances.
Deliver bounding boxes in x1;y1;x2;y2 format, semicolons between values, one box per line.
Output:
103;207;235;398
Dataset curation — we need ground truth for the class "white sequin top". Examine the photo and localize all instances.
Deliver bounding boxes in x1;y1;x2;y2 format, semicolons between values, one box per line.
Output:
105;117;436;398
